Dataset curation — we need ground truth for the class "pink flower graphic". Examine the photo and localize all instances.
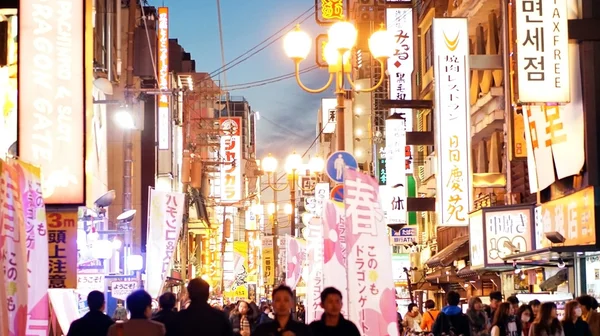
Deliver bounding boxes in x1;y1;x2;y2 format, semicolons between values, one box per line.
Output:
323;202;344;265
361;288;399;336
10;304;27;336
285;238;304;288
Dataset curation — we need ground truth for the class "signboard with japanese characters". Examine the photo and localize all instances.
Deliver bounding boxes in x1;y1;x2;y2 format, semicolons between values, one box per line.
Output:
112;281;138;300
433;18;472;226
300;177;317;197
515;0;570;103
262;236;275;285
480;205;535;267
146;189;185;298
321;98;337;134
534;187;596;248
77;274;105;295
375;144;387;185
314;183;330;217
246;231;260;284
157;7;170;149
220;117;242;202
384;116;408;225
390;227;417;246
344;168;399;336
315;0;348;26
469;210;485;269
305;217;325;324
386;8;414;174
46;211;78;288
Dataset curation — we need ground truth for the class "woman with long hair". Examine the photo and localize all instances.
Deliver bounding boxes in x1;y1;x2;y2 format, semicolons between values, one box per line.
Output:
562;300;592;336
467;296;490;336
530;302;564;336
491;302;521;336
230;300;255;336
517;305;534;336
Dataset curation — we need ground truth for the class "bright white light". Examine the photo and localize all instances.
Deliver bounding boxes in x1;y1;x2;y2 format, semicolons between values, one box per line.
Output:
112;239;122;250
114;109;135;129
324;42;350;66
127;254;144;271
355;107;362;115
262;154;278;173
355;149;363;158
253;239;262;248
369;29;395;59
92;239;114;259
308;156;324;173
284;26;312;60
328;21;357;51
267;203;276;215
284;203;293;215
285;152;303;173
355;129;363;137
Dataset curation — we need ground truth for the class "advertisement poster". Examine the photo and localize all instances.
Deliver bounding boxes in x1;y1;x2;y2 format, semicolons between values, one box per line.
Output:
226;241;248;298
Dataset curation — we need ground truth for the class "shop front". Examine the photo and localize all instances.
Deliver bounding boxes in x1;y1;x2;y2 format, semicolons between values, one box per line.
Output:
503;187;597;298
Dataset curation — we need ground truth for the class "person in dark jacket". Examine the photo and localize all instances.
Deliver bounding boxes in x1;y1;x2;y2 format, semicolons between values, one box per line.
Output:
485;292;503;325
309;287;360;336
562;300;592;336
67;290;114;336
432;291;471;336
229;300;256;336
152;292;178;336
253;285;312;336
172;277;233;336
256;304;274;326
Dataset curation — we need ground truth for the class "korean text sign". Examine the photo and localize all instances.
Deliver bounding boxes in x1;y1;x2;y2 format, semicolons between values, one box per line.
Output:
344;168;399;336
46;210;78;289
433;18;472;226
219;117;242;202
146;189;185;298
386;7;414;174
261;236;275;285
157;7;170;150
515;0;570;103
18;0;86;205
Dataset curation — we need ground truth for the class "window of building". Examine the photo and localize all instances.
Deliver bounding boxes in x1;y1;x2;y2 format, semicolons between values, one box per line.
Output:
425;111;434;155
424;28;433;72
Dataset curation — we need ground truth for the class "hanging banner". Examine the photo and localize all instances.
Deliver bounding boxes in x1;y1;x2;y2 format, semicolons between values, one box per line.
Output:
1;160;29;336
522;33;585;193
384;116;407;225
515;0;570;103
219;117;243;202
285;235;306;290
305;217;325;324
157;7;170;150
344;168;399;336
46;210;78;289
322;201;348;318
245;231;259;284
433;18;472;226
14;161;49;335
146;189;185;298
314;183;330;217
226;241;248;298
262;236;275;286
386;7;414;174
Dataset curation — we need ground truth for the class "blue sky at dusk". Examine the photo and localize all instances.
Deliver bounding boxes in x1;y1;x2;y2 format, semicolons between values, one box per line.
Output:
150;0;335;159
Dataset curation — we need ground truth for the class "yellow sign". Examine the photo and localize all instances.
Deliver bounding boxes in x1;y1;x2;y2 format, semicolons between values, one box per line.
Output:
246;231;259;283
513;109;527;158
538;186;596;248
225;241;248;298
262;236;275;285
321;0;344;20
47;210;78;288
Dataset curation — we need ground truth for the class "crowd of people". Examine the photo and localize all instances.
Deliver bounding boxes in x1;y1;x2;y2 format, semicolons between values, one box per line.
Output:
65;278;361;336
399;290;600;336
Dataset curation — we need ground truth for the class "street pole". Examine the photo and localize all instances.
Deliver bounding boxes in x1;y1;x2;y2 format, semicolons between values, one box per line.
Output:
272;186;279;285
336;72;345;152
123;0;136;275
289;171;296;237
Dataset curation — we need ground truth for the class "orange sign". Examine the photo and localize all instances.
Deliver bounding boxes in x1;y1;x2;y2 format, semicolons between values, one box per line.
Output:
246;231;259;283
538;186;596;248
46;210;78;288
157;7;170;150
18;0;86;205
316;0;347;25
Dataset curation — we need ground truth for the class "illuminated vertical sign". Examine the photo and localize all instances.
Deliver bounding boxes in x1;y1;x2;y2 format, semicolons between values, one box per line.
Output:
321;98;336;134
18;0;86;205
515;0;570;103
433;18;472;226
220;117;242;202
157;7;170;150
386;8;414;175
316;0;348;25
384;116;407;225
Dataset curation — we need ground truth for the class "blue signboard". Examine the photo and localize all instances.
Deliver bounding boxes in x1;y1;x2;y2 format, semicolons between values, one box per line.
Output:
391;227;417;245
326;151;358;183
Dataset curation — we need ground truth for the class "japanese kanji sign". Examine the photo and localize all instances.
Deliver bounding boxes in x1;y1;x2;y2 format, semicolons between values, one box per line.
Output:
219;117;242;202
46;210;78;289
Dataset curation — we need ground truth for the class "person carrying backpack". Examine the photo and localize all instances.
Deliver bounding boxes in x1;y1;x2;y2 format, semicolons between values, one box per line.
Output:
432;291;471;336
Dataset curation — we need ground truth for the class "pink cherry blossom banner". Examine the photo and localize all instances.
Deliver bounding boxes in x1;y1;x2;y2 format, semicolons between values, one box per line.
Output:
13;161;49;336
305;217;324;324
322;201;348;318
344;168;399;336
284;235;305;290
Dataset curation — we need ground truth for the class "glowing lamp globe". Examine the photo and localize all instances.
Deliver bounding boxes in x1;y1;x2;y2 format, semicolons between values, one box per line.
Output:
369;29;395;59
284;26;312;61
92;239;114;260
262;154;278;173
308;156;325;173
328;21;357;51
127;254;144;271
267;203;276;215
285;152;303;173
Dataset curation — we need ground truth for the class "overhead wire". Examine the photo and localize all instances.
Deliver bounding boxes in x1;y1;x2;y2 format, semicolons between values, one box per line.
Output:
209;4;316;77
223;65;318;90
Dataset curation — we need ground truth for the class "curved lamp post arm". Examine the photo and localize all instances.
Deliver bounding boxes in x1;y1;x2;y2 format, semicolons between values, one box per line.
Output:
294;61;334;94
295;173;321;191
266;173;289;192
345;58;386;93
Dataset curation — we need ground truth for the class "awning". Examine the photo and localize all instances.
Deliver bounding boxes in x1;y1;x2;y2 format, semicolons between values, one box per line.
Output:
502;245;597;262
424;267;461;284
425;235;470;268
539;268;568;291
456;266;478;278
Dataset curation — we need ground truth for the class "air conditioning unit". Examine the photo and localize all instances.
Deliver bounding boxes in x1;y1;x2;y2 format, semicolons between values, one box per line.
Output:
423;153;436;180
